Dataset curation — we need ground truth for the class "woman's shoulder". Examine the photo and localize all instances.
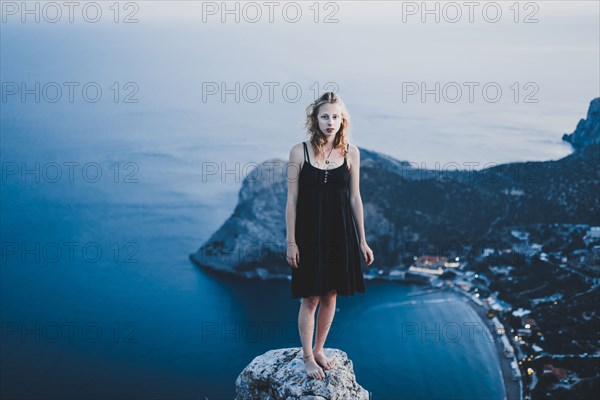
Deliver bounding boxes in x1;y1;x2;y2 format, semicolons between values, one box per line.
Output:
291;140;308;148
289;142;306;163
346;142;359;155
289;141;305;151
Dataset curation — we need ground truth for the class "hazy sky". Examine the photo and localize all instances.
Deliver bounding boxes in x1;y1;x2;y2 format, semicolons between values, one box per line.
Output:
2;0;599;167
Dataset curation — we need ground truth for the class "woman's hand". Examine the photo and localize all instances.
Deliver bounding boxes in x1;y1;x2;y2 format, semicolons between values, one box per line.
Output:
361;242;374;266
286;242;300;269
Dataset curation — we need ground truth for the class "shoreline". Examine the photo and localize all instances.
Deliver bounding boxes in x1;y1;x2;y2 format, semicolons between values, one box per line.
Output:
449;285;524;400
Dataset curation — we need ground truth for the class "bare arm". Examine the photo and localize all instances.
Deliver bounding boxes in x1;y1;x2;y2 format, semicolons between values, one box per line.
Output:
348;145;367;245
286;143;304;244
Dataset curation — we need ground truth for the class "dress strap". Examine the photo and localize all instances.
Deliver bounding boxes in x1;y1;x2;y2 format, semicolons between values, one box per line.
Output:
303;142;311;163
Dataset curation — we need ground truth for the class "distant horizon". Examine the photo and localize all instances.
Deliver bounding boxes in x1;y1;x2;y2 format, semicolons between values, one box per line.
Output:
3;4;597;167
2;1;598;197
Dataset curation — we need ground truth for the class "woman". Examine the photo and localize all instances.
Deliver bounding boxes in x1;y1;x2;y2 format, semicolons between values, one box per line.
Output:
285;92;375;380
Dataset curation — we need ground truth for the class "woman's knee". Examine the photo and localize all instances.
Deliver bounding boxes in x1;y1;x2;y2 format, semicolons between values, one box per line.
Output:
319;290;337;304
301;296;320;309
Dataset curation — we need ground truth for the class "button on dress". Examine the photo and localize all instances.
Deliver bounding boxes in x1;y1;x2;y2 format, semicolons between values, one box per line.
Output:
291;141;367;299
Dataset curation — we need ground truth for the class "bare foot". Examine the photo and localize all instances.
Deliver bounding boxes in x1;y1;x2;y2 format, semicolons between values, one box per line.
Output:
313;350;337;370
302;353;325;379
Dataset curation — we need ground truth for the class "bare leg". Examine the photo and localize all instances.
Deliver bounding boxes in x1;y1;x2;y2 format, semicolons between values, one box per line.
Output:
313;290;338;370
298;296;325;379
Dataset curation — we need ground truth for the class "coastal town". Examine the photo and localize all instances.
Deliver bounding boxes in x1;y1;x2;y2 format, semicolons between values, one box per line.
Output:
365;223;600;400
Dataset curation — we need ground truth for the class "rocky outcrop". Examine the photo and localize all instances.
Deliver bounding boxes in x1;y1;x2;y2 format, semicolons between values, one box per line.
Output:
235;348;370;400
562;97;600;150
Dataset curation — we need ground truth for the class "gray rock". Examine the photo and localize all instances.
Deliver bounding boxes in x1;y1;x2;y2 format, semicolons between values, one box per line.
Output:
235;348;370;400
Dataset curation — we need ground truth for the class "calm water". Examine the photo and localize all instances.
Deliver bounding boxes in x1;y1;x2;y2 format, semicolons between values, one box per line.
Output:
3;7;597;398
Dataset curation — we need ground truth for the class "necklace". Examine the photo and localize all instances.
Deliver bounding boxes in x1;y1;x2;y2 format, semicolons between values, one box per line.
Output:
324;145;334;164
323;145;334;184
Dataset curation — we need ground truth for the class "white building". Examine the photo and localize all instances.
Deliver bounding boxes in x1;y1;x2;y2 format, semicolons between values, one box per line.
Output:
500;335;515;358
510;360;522;381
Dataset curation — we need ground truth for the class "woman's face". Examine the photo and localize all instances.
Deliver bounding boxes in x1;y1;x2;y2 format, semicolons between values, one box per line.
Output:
317;102;343;139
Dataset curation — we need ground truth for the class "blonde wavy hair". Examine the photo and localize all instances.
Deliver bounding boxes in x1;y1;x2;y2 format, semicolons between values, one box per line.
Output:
303;91;351;160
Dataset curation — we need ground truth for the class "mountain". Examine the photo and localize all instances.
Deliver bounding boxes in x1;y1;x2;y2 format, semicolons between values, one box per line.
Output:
562;97;599;150
190;100;600;279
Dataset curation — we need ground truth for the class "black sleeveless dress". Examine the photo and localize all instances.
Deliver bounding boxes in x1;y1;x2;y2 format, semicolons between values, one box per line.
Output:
291;141;367;299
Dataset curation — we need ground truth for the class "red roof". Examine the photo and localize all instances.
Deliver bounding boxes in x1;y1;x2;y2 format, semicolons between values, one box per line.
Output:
541;364;567;380
554;368;568;381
